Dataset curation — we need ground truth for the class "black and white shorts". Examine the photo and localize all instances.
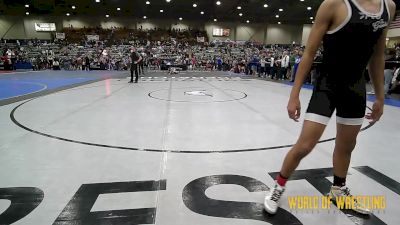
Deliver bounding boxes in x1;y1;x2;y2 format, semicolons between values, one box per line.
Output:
305;85;366;126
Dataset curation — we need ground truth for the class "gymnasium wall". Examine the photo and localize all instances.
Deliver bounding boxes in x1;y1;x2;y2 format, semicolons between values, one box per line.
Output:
205;22;306;44
24;16;61;40
387;28;400;38
0;16;28;39
301;24;313;46
235;23;266;43
266;24;303;45
1;15;313;45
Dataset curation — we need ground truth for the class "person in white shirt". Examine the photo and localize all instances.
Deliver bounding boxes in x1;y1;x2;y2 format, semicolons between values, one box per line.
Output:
388;66;400;95
393;67;400;83
280;51;290;80
260;57;267;78
52;59;60;70
269;56;275;79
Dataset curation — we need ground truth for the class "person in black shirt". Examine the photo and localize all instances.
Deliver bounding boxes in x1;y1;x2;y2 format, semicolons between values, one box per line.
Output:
84;56;90;71
129;47;142;83
264;0;396;215
138;51;145;75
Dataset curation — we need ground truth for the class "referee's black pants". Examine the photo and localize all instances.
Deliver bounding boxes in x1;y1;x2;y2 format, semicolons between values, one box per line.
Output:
139;62;144;75
131;64;138;83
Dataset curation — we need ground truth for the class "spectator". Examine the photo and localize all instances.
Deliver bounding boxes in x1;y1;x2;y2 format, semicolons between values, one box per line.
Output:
384;64;395;98
291;51;303;82
53;59;61;70
280;51;290;80
388;67;400;95
260;56;267;78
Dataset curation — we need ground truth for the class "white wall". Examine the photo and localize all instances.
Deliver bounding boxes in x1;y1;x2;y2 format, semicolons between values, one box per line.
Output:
63;17;99;28
236;23;266;43
301;24;313;46
0;16;61;39
266;24;303;44
62;17;203;30
171;22;191;30
0;17;13;38
387;28;400;38
137;19;171;30
205;23;304;44
0;16;27;39
24;17;59;39
1;16;308;44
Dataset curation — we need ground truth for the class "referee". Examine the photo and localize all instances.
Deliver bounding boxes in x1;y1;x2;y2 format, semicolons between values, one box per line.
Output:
129;47;142;83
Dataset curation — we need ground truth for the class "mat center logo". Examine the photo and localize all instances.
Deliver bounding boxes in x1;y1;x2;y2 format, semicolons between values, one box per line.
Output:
184;90;213;97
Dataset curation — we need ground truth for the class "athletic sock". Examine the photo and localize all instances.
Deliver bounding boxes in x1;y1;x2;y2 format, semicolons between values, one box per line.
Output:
276;173;288;187
333;175;346;187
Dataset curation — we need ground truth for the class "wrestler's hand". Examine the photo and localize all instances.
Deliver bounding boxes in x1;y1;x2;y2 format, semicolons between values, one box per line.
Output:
287;97;301;122
365;100;384;124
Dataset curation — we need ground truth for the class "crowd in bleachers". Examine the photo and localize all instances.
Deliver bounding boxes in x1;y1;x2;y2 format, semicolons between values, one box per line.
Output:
1;27;400;95
0;31;310;81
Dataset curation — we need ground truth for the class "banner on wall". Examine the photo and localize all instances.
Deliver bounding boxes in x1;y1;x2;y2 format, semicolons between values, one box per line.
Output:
197;37;205;43
212;28;230;37
34;23;56;32
86;35;100;41
55;33;65;39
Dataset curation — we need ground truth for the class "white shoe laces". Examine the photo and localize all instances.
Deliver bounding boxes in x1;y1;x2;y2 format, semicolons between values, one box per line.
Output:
270;186;284;202
341;187;351;196
339;186;369;212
